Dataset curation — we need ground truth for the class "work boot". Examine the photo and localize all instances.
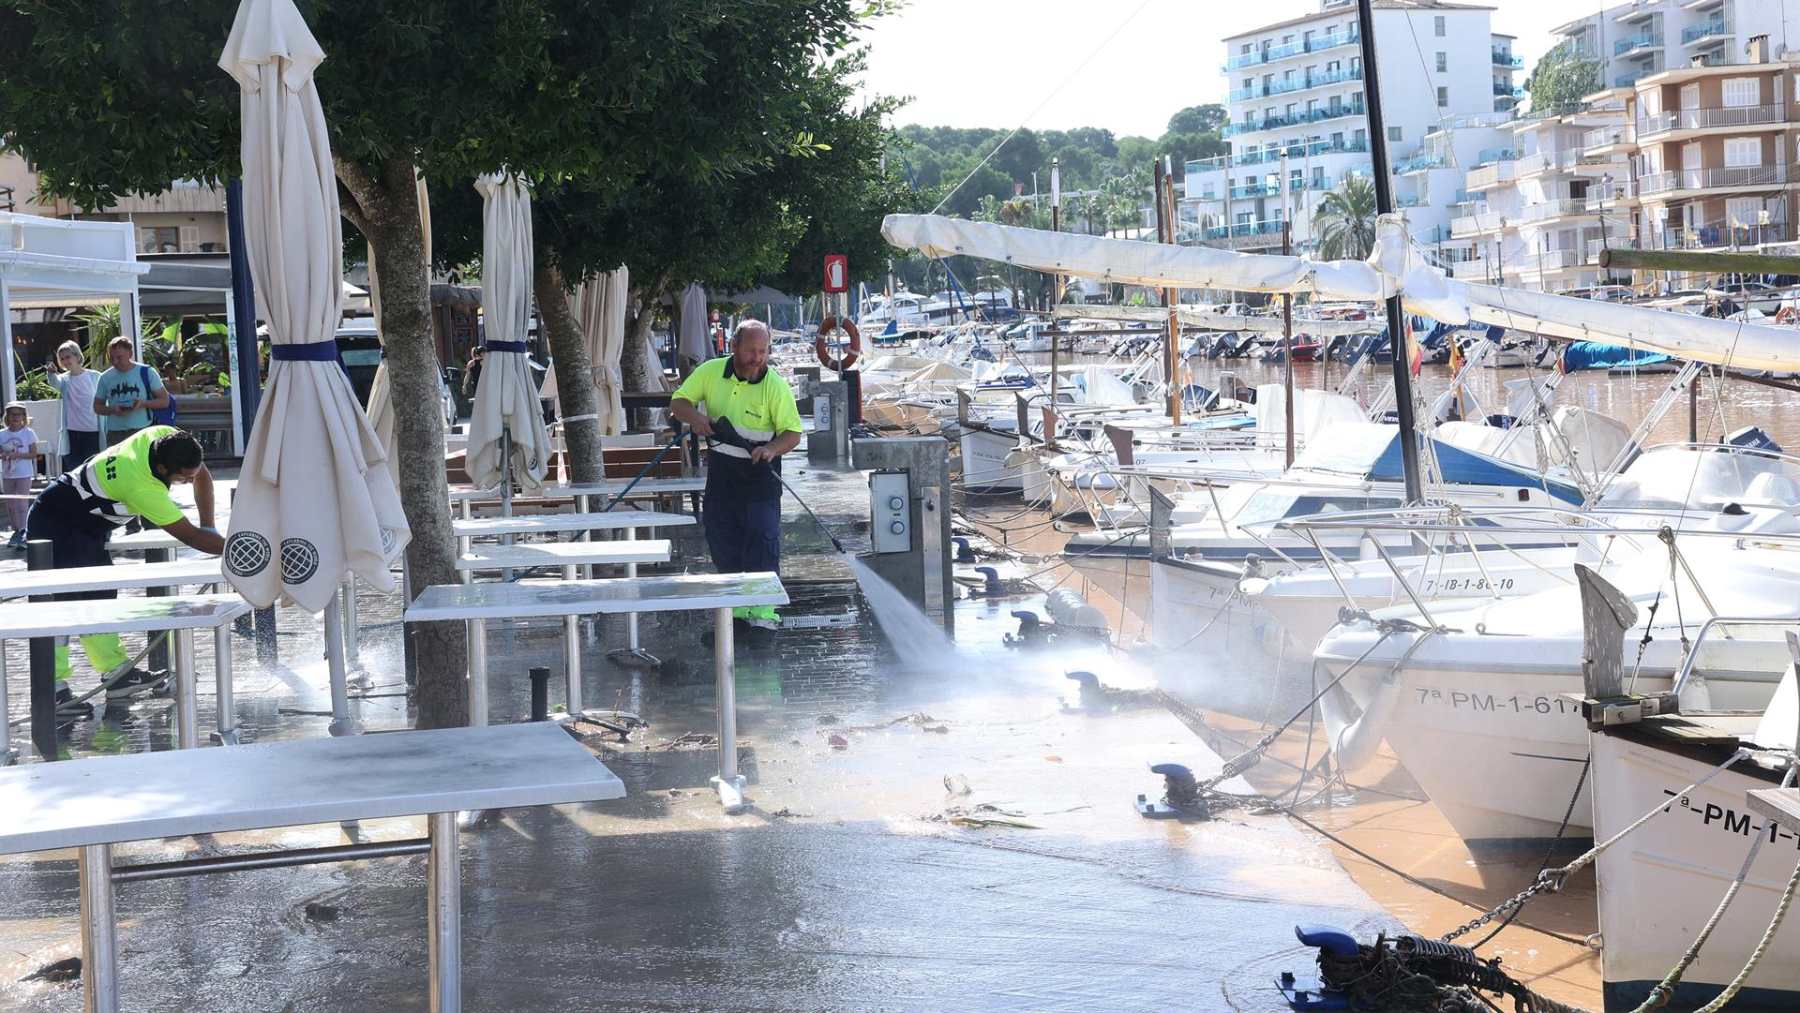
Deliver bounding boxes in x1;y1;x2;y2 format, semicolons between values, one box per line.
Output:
104;668;169;701
55;686;94;721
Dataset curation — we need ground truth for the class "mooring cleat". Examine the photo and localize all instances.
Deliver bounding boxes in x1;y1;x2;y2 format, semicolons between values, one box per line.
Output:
1135;762;1209;820
1063;670;1108;712
974;566;1003;598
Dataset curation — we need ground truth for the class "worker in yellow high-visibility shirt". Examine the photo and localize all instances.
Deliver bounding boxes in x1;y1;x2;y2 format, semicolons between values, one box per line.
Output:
26;426;224;720
669;319;803;649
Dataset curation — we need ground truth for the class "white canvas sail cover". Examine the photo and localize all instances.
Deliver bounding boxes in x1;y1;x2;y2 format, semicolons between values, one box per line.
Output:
888;213;1800;372
1055;302;1380;336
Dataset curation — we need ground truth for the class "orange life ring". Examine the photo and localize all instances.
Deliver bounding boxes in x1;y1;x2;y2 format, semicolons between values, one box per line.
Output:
814;317;861;372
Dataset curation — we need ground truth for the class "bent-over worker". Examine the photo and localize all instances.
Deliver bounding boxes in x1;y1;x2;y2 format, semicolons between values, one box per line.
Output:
669;319;803;647
28;425;225;719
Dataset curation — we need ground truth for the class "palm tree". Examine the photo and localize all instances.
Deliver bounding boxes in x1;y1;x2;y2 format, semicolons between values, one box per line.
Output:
1312;173;1377;261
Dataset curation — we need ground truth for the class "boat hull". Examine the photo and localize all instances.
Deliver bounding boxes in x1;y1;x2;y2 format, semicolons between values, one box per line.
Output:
1591;726;1800;1010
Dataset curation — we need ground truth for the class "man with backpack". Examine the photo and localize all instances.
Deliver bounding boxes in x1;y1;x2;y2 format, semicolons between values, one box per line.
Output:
92;336;174;447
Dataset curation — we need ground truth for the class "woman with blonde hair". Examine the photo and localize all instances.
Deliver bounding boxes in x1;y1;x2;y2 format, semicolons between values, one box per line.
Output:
51;339;100;470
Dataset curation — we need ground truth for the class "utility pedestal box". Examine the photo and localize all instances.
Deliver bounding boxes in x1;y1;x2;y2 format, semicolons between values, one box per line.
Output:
851;437;953;633
808;380;848;463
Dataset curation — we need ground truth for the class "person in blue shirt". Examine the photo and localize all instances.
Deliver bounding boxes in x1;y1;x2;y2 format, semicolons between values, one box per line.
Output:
91;336;170;447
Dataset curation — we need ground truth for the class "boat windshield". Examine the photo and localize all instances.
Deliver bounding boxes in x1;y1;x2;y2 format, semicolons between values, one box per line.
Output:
1598;444;1800;510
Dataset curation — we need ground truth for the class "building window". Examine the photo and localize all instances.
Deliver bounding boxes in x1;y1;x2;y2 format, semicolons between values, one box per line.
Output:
1722;78;1759;107
1313;166;1326;185
1388;126;1403;142
1437;86;1449;108
1436;51;1447;73
1727;197;1764;228
1434;15;1446;37
1724;137;1762;167
1240;43;1252;55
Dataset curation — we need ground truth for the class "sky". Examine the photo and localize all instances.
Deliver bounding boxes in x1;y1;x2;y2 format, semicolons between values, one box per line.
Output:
856;0;1581;138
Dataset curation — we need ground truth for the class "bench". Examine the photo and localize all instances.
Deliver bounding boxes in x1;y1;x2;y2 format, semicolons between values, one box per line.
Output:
0;595;249;763
405;571;787;811
0;722;624;1013
448;476;707;517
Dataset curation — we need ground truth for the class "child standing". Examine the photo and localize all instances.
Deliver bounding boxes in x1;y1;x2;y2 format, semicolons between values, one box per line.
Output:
0;403;38;548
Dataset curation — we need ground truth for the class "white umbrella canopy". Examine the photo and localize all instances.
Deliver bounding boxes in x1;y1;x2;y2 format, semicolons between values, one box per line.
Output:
676;282;710;363
467;172;549;493
218;0;410;613
575;266;629;435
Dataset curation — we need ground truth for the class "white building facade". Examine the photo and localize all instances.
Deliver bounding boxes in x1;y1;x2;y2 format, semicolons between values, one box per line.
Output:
1552;0;1795;91
1183;0;1518;256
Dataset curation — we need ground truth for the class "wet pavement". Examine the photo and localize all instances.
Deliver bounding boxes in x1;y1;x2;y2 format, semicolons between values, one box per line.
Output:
0;450;1389;1012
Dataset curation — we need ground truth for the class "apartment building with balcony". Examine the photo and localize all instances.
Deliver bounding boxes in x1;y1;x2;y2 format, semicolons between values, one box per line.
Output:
0;151;227;254
1552;0;1794;91
1184;0;1517;256
1449;103;1636;290
1582;37;1800;261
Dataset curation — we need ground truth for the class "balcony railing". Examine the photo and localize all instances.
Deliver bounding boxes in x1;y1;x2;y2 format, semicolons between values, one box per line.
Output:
1202;219;1285;241
1682;19;1726;44
1518;249;1586;271
1184;138;1371;175
1583;125;1636;149
1492;50;1523;68
1229;65;1366;102
1517;150;1583;175
1521;197;1590;221
1584;180;1636;208
1393;154;1445;174
1466;161;1516;189
1658;221;1790;249
1638;103;1781;135
1450;211;1505;237
1614;33;1662;54
1223;103;1366;137
1638;163;1795;194
1452;259;1491;279
1222;28;1362;71
1616;71;1647;88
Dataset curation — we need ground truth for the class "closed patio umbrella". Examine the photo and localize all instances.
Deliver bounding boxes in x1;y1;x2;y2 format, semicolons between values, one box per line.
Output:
218;0;410;614
466;172;548;494
575;266;628;435
676;282;710;364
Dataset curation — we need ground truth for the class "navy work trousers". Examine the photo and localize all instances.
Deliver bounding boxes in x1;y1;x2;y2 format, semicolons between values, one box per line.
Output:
703;489;781;575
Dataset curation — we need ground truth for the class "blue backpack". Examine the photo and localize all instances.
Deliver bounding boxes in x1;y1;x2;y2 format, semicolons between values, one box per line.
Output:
139;364;177;426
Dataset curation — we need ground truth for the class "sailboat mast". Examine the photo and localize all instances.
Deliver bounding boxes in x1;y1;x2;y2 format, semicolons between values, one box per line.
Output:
1354;0;1424;502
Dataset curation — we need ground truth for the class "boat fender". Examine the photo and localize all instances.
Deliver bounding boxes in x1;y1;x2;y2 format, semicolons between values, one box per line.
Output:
814;316;861;372
1045;588;1108;633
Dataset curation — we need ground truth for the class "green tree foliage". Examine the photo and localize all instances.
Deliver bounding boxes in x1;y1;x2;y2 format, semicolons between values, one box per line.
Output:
0;0;876;727
1525;41;1601;116
892;104;1224;219
1312;173;1377;261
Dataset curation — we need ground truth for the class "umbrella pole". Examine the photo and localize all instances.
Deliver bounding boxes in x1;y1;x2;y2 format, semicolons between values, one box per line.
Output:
323;587;363;737
499;426;514;582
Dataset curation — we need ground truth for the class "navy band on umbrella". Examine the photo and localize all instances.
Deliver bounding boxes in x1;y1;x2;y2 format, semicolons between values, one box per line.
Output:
270;342;344;361
483;341;528;353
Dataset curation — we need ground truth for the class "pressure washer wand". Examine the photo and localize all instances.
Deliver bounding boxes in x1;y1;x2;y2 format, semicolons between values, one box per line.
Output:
706;417;849;554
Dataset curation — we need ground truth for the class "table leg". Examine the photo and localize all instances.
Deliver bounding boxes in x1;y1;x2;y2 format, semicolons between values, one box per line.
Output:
173;629;198;750
323;589;362;737
427;811;462;1013
710;606;745;812
608;527;659;668
145;549;170;672
458;536;472;586
467;618;488;727
575;493;592;580
562;564;581;716
0;636;12;765
79;843;118;1013
211;625;238;746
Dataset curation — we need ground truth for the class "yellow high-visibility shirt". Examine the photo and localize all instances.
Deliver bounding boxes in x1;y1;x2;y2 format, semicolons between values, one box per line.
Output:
672;356;803;445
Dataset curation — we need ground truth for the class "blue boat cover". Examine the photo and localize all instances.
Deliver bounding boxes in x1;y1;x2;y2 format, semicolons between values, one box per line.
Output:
1560;340;1671;372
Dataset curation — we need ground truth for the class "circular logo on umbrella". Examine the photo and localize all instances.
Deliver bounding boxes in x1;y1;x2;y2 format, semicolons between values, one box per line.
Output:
224;532;273;577
281;538;321;585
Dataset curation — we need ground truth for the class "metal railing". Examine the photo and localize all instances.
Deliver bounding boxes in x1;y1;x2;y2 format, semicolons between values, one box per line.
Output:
1229;65;1365;102
1681;19;1726;44
1223;103;1366;137
1466;162;1516;189
1584;180;1636;208
1616;71;1647;88
1614;33;1662;54
1492;50;1523;68
1584;125;1636;149
1638;103;1782;135
1638;162;1795;194
1223;29;1361;70
1522;197;1591;221
1450;211;1505;236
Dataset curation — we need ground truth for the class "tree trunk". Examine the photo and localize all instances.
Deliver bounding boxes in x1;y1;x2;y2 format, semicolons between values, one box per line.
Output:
620;276;668;431
531;257;602;484
338;155;467;730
